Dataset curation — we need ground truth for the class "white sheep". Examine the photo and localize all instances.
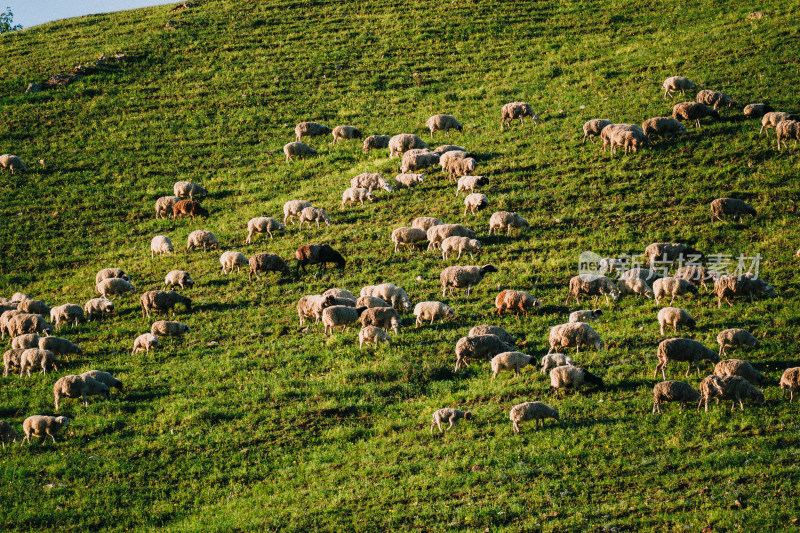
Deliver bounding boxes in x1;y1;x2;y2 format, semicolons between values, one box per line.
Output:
776;119;800;150
468;325;515;345
539;353;574;374
0;154;26;174
454;334;515;371
696;89;737;110
350;172;393;193
50;303;84;329
400;149;439;173
509;402;558;433
441;153;477;180
759;111;791;136
38;337;82;359
743;103;773;119
582;119;612;143
356;295;390;309
2;348;23;377
53;375;109;409
413;301;454;327
341;187;376;208
322;288;357;301
388;133;428;158
654;338;720;379
84;298;113;321
322;305;367;335
653;277;700;304
362;135;390;153
155;196;179;219
491;351;536;379
488;211;529;236
186;230;219;252
501;102;540;129
713;359;764;385
568;309;602;323
641;117;687;139
394;173;425;190
412;217;443;232
19;348;58;377
246;217;285;243
358;326;391;349
164;270;194;290
657;307;696;335
298;206;333;228
7;313;52;338
426;114;462;138
441;236;481;260
652;381;701;414
95;268;130;286
426;223;476;250
672;102;720;129
22;415;70;444
12;333;39;350
549;365;603;396
283;200;313;225
495;290;541;317
565;274;620;305
331;125;362;144
294;122;331;142
430;408;472;434
283;141;318;162
132;333;159;354
456;175;489;196
780;367;800;402
662;76;697;99
220;251;248;274
548;322;604;354
150;235;174;257
716;328;760;356
698;375;764;412
359;284;412;312
297;294;336;326
173;181;208;200
81;370;123;393
151;320;190;338
391;227;428;252
616;277;654;299
440;264;498;297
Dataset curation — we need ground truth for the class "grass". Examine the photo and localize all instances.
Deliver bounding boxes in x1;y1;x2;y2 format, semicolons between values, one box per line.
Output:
1;0;800;530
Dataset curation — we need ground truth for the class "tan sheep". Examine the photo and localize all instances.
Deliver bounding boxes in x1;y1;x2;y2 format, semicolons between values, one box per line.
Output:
19;348;58;377
488;211;529;236
569;309;602;323
657;307;696;335
155;196;179;219
582;119;612;143
759;111;791;136
426;114;462;138
780;367;800;402
358;326;391;350
411;216;443;232
696;89;737;110
22;415;70;444
391;227;428;253
653;277;700;304
357;295;390;309
341;187;376;208
776;119;800;150
548;323;604;354
713;359;763;384
297;294;336;326
652;381;701;414
468;325;515;345
662;76;697;99
186;230;219;252
430;408;472;434
710;198;756;222
53;375;110;410
463;193;489;215
283;142;318;162
441;236;481;260
132;333;159;354
565;274;619;305
495;290;541;318
509;402;558;433
0;419;21;448
440;264;498;297
150;235;174;257
491;351;536;379
220;251;248;274
501;102;540;129
672;102;720;128
413;301;454;327
331;125;362;144
698;375;764;412
298;207;333;229
246;217;285;243
426;224;476;250
654;338;720;380
388;133;428;158
283;200;313;225
151;320;190;337
394;173;425;190
294;122;331;142
716;328;759;356
454;334;515;371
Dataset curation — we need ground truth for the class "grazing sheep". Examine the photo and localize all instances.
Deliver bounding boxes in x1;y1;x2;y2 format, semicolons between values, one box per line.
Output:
674;265;714;288
652;381;701;414
400;149;440;173
495;290;541;318
81;370;123;393
696;89;737;110
441;236;481;260
97;279;136;301
394;173;425;190
362;135;390;153
283;200;313;225
359;284;412;312
53;375;110;410
501;102;540;129
388;133;428;158
132;333;159;354
3;348;23;377
22;415;70;444
283;142;318;162
426;114;462;138
151;320;190;338
95;268;130;286
8;313;52;338
616;277;654;299
351;172;393;193
220;251;248;274
440;264;498;297
331;125;362;144
0;420;20;448
294;122;331;142
442;155;477;180
662;76;697;99
716;329;760;356
539;353;574;374
150;235;174;257
173;181;208;200
655;338;720;379
391;227;428;253
454;334;515;371
173;199;209;219
426;224;476;250
322;305;367;335
322;288;357;301
641;117;687;139
249;253;290;281
780;367;800;402
491;351;536;379
714;274;776;307
548;323;605;354
49;304;84;329
11;293;29;302
430;408;472;434
164;270;194;290
456;175;489;197
360;307;401;335
582;119;612;143
463;193;489;215
743;103;773;119
298;206;333;229
568;309;603;323
186;230;219;252
17;299;50;317
358;325;391;349
155;196;179;219
434;145;468;156
509;402;558;433
0;154;26;174
297;294;337;325
672;102;720;128
698;375;764;412
412;216;443;232
488;211;530;236
714;359;764;384
12;333;39;350
621;267;664;284
565;274;620;305
776;119;800;150
83;298;113;321
140;291;191;318
39;337;82;358
468;325;515;345
19;348;58;377
246;217;285;243
295;244;346;273
549;366;603;396
413;301;454;327
610;126;650;153
657;307;696;335
1;310;22;339
600;124;642;152
759;111;791;135
644;242;706;268
341;187;376;208
357;295;390;309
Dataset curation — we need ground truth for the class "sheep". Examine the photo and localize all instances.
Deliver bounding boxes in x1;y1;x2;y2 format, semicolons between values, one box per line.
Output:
413;301;454;327
509;402;558;433
657;307;696;335
95;268;130;286
662;76;697;99
53;375;110;410
779;367;800;402
18;299;50;317
616;277;654;299
501;102;540;129
463;193;489;215
81;370;123;393
322;288;357;301
39;337;82;359
698;375;764;412
220;251;248;274
150;235;174;257
362;134;390;153
641;117;687;139
22;415;70;444
548;322;605;354
400;149;440;173
743;103;773;119
358;325;391;349
294;122;331;141
132;333;159;354
468;325;515;346
283;200;313;225
652;381;701;414
49;304;83;329
322;305;367;335
391;227;428;253
426;114;462;138
297;294;337;326
488;211;530;236
341;187;376;208
434;145;467;155
173;181;208;200
388;133;428;158
298;206;333;229
759;111;791;135
565;274;620;305
600;124;643;152
295;244;346;273
151;320;190;338
430;408;472;434
495;290;541;318
8;313;52;338
549;365;603;396
672;102;720;128
359;284;412;312
186;230;219;252
717;328;760;356
12;333;39;350
412;217;443;232
360;307;401;335
331;125;362;144
357;295;390;309
491;351;536;379
246;217;285;243
394;173;425;190
11;292;29;302
454;334;515;371
442;155;477;180
776;119;800;150
539;353;574;374
674;265;714;288
643;242;706;268
283;141;318;162
164;270;194;290
441;236;482;260
609;126;650;153
351;173;393;193
440;264;498;297
714;274;776;307
456;175;489;197
248;253;290;281
173;199;209;220
714;358;764;384
696;89;737;110
0;309;22;339
654;338;720;379
621;267;664;284
426;224;476;250
19;348;58;377
582;119;612;143
0;154;26;174
140;290;192;318
3;348;23;377
155;196;179;219
0;420;20;448
568;309;602;323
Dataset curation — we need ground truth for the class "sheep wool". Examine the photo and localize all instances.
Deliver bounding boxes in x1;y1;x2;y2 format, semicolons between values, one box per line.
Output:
17;299;50;317
155;196;179;219
249;253;290;281
341;187;376;208
776;119;800;150
468;325;515;345
322;288;357;301
164;270;194;290
582;119;612;143
426;114;462;138
696;89;736;110
19;348;58;377
780;367;800;402
674;265;714;288
357;295;390;309
295;244;346;273
22;415;70;444
759;111;791;135
151;320;190;337
643;242;706;267
509;402;558;433
662;76;697;99
150;235;174;257
53;375;110;409
652;381;701;414
246;217;285;243
132;333;159;354
743;103;773;119
283;142;318;162
549;365;603;396
454;334;515;371
488;211;530;236
298;207;333;229
358;326;391;350
220;251;249;274
391;227;428;253
641;117;687;139
400;149;440;173
441;236;481;260
186;230;219;252
440;264;498;297
12;333;40;350
714;274;776;308
411;217;443;232
430;408;472;434
657;307;696;335
710;197;756;223
331;125;362;143
491;351;536;379
548;322;605;354
717;328;760;356
140;290;192;318
0;419;21;448
565;274;619;305
413;301;454;327
569;309;603;323
654;338;720;380
539;353;574;374
173;181;208;200
84;298;114;322
501;102;540;129
463;193;489;215
495;290;541;318
8;313;52;338
698;375;764;412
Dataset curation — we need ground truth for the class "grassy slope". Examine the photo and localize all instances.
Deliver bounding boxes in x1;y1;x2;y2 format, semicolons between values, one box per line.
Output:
1;0;799;530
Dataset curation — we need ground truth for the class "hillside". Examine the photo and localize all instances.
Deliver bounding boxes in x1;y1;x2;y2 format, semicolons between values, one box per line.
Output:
1;0;800;530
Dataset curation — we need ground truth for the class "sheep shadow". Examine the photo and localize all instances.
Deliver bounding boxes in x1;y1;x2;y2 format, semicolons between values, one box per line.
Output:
194;302;240;313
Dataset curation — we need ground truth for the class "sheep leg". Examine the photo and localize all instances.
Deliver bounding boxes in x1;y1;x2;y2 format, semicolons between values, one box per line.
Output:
512;421;519;434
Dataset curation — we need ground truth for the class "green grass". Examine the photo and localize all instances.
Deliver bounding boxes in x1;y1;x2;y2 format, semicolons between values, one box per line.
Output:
1;0;800;530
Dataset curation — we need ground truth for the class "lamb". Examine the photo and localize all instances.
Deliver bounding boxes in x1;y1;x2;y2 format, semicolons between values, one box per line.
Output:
488;211;530;236
150;235;174;257
322;288;358;301
644;242;706;268
359;284;412;312
468;325;515;345
0;154;26;174
509;402;558;433
412;217;443;232
391;227;428;252
358;325;391;349
0;420;20;447
454;334;515;371
698;375;764;412
362;134;390;153
155;196;179;219
331;125;362;144
22;415;70;444
565;274;620;305
351;172;393;193
714;359;764;384
12;333;39;350
53;375;110;409
249;253;290;280
491;351;536;379
246;217;285;243
17;299;50;317
672;102;720;128
568;309;602;323
582;119;612;143
463;193;489;215
19;348;58;377
441;154;477;180
549;366;603;396
657;307;696;335
430;408;472;434
776;119;800;150
298;206;333;228
341;187;376;208
8;313;52;338
652;381;701;414
172;199;209;219
220;251;248;274
186;230;219;252
440;264;498;297
641;117;687;139
616;277;654;299
164;270;194;290
95;268;130;285
81;370;123;393
413;301;454;326
173;181;208;200
743;103;773;119
495;290;541;318
322;305;367;335
759;111;791;135
297;294;337;325
714;274;776;307
539;353;574;374
426;114;462;138
779;367;800;402
132;333;159;354
49;304;84;329
388;133;428;158
283;200;313;225
674;265;714;288
548;322;605;354
360;307;401;335
400;149;439;173
39;337;82;358
696;89;737;110
3;348;23;377
654;338;720;379
662;76;697;99
501;102;540;129
294;122;331;142
295;244;346;273
433;144;467;155
283;142;318;162
394;173;425;189
717;328;760;356
357;295;390;309
426;224;476;250
456;175;489;196
441;236;482;260
140;290;192;318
